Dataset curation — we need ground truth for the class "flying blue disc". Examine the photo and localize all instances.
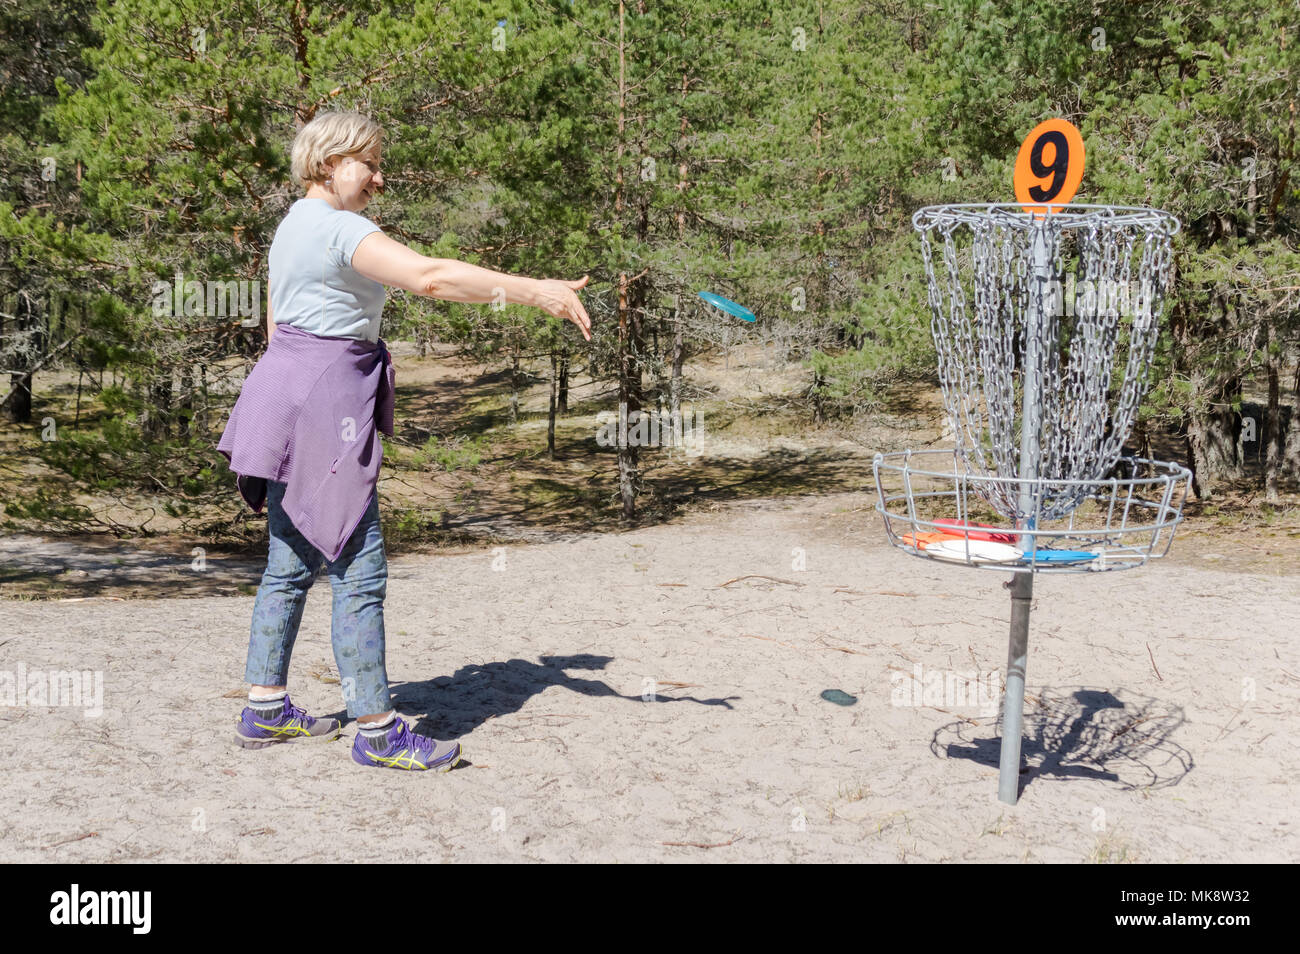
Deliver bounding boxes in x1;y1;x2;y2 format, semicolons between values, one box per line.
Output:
1026;549;1098;564
698;290;756;322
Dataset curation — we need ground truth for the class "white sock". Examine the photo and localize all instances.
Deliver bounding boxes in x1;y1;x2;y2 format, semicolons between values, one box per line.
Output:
248;690;287;715
358;712;397;738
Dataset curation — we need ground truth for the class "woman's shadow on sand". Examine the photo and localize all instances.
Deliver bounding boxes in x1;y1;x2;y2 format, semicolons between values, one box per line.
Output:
366;654;738;738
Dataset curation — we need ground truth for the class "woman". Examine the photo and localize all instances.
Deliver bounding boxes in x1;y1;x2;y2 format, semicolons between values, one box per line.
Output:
218;111;591;771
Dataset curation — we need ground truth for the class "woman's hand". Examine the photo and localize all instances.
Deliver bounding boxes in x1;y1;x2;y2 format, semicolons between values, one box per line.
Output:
532;275;592;341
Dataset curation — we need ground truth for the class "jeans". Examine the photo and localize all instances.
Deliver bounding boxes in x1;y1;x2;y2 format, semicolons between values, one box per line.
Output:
244;480;392;718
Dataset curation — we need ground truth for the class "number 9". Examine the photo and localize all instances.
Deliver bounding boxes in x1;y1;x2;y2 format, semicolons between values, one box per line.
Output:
1014;119;1085;214
1028;131;1068;202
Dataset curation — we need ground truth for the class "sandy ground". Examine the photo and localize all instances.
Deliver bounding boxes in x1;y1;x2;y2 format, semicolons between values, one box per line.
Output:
1;490;1298;863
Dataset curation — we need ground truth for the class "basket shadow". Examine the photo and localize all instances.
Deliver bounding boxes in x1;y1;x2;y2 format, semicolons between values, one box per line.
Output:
930;686;1193;796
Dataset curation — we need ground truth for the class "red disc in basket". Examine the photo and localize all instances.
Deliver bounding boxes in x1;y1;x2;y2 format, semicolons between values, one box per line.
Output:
933;519;1018;544
901;531;951;549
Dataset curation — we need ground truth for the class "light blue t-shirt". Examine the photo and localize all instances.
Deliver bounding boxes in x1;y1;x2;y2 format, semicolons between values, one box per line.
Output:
269;198;385;343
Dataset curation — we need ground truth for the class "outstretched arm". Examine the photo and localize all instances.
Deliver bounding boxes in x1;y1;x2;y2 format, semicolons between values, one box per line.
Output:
351;231;591;340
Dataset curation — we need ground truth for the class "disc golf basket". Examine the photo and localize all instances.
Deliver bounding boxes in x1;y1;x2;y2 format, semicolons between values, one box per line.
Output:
873;202;1192;804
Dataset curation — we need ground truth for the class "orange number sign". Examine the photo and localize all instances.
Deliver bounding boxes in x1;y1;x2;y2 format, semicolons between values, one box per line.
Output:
1013;119;1085;214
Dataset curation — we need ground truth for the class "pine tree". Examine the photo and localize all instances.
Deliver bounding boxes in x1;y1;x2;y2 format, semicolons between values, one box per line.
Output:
44;0;506;502
921;0;1300;497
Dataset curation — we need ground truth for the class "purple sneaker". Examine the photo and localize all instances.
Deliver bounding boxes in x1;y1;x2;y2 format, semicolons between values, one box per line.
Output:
351;716;461;772
235;694;341;749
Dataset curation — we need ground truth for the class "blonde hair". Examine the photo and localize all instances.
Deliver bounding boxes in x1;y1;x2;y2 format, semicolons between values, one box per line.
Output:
290;111;383;189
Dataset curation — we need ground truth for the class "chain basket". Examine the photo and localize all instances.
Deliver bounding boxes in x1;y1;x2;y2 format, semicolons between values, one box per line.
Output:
879;200;1190;805
914;203;1180;522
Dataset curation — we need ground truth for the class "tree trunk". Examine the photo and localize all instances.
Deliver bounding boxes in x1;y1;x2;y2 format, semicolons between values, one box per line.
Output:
811;368;826;425
193;362;210;437
557;348;569;414
177;366;195;437
669;325;685;422
508;340;522;425
613;0;645;522
141;373;173;441
2;292;35;424
1185;402;1240;498
547;348;558;460
4;372;32;424
1264;329;1282;502
74;366;84;429
1132;417;1153;462
617;271;645;522
1285;363;1300;480
672;51;689;448
1171;289;1244;498
677;63;688;239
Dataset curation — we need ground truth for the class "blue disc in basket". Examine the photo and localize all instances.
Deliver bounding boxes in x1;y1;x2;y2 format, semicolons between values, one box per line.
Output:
698;290;756;322
1027;549;1098;563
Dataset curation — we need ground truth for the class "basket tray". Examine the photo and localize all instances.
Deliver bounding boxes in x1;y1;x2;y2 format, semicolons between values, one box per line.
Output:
873;449;1191;574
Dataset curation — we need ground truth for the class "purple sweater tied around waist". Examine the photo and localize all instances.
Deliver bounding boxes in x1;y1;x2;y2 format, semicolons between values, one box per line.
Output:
217;323;395;562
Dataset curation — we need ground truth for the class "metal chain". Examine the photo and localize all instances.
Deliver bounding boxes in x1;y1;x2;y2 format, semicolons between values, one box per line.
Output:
915;204;1179;521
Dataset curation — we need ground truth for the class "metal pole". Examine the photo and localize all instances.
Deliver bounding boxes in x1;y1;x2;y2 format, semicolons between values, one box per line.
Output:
999;572;1033;803
999;219;1052;804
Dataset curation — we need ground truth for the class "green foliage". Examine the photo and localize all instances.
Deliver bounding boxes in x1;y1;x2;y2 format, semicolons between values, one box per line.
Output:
380;505;444;550
922;0;1298;462
414;434;488;472
3;491;102;530
2;0;1297;529
36;406;230;496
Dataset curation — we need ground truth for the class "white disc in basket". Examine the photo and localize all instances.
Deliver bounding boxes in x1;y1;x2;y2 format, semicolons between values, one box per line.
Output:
926;539;1024;564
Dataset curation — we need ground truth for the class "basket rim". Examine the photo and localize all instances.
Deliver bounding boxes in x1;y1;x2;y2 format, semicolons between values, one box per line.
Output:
871;449;1193;490
912;202;1181;235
